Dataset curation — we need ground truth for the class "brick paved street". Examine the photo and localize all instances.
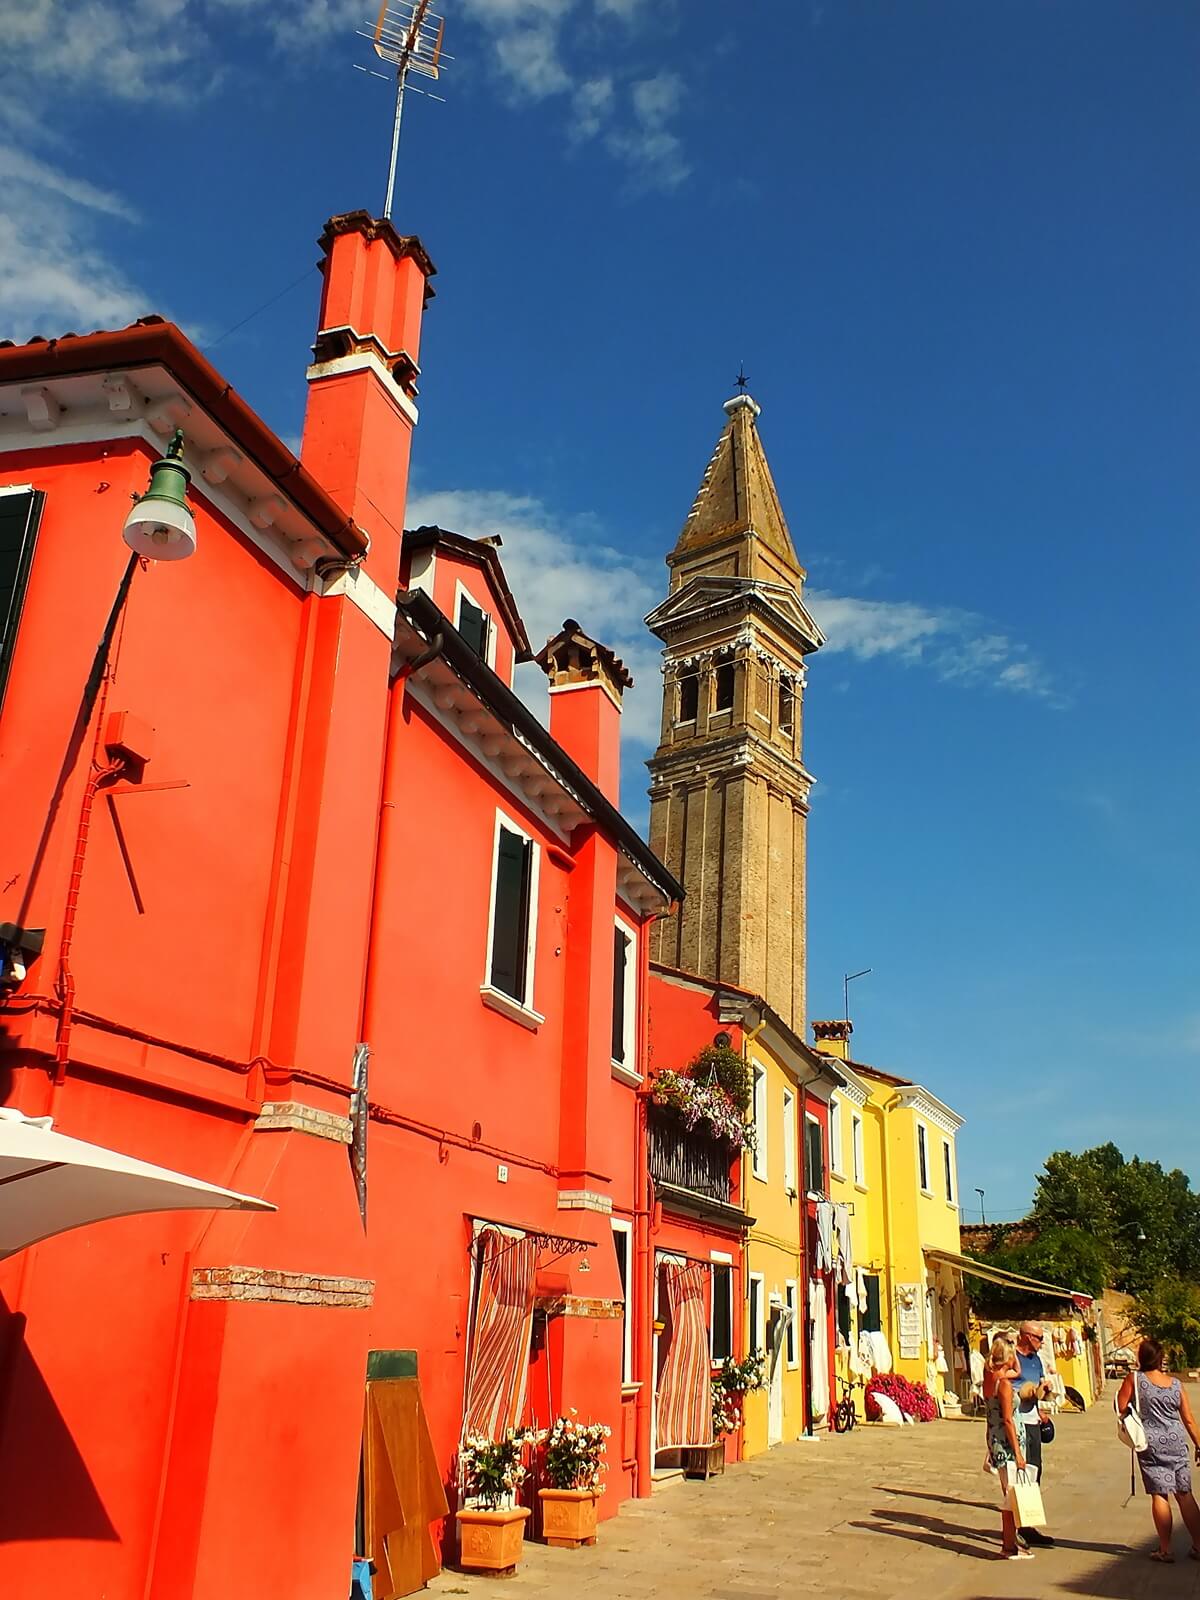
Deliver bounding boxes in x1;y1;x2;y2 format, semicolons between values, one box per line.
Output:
434;1399;1200;1600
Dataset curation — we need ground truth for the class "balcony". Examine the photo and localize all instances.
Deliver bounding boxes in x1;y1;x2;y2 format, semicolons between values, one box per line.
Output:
648;1105;750;1228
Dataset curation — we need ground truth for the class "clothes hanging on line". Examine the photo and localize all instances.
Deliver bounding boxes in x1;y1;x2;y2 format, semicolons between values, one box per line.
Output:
814;1201;834;1275
832;1202;854;1284
854;1266;869;1315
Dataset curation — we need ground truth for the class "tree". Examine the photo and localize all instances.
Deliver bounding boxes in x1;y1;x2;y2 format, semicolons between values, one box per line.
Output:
1129;1278;1200;1368
964;1226;1109;1315
1032;1144;1200;1296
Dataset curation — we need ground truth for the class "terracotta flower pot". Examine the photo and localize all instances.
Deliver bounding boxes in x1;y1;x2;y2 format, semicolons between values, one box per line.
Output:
456;1504;531;1574
538;1487;600;1548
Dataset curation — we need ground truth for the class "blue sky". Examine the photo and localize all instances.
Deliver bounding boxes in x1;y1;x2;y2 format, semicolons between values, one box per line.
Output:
1;1;1197;1222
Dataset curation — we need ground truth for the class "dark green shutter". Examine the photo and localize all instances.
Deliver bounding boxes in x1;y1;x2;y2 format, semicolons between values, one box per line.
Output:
458;597;488;658
611;926;628;1062
837;1285;853;1344
711;1265;732;1361
863;1275;882;1334
490;826;531;1002
806;1118;824;1195
0;490;43;712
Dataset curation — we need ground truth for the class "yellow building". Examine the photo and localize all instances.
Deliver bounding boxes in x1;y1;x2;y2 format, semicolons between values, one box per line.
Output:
817;1021;969;1418
738;1009;845;1455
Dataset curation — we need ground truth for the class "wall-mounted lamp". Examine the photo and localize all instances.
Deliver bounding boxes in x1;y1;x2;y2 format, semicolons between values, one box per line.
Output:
123;429;196;561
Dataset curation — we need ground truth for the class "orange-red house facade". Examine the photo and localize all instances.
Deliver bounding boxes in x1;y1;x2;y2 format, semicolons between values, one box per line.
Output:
0;210;649;1596
0;207;829;1598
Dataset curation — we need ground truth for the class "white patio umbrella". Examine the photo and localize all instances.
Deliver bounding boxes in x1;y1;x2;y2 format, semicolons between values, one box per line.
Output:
0;1106;275;1258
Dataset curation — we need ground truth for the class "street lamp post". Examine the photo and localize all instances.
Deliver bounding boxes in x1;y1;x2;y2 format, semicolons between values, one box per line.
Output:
976;1187;986;1225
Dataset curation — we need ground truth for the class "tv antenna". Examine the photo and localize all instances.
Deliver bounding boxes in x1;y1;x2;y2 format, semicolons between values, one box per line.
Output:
354;1;449;221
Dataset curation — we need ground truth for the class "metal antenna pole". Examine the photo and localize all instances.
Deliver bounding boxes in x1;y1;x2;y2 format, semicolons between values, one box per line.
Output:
383;65;407;220
355;1;449;222
843;968;872;1032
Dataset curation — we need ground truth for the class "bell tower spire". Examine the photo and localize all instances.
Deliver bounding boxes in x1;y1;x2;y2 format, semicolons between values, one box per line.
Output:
645;388;823;1028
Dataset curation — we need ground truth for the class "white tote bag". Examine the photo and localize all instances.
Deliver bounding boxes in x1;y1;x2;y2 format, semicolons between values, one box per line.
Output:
1116;1373;1147;1454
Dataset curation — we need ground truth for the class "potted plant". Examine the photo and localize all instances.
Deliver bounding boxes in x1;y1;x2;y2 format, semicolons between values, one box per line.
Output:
456;1430;534;1574
687;1353;765;1477
537;1414;610;1548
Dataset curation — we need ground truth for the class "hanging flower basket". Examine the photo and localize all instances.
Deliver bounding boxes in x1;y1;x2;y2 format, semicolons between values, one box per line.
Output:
649;1068;756;1153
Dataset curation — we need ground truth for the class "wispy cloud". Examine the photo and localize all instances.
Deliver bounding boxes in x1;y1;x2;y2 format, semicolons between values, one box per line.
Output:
0;145;148;339
807;590;1064;704
407;486;666;746
457;0;691;191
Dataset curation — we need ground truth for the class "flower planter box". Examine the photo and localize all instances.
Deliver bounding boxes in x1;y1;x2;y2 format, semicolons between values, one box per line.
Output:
538;1487;600;1548
456;1505;531;1576
683;1440;726;1480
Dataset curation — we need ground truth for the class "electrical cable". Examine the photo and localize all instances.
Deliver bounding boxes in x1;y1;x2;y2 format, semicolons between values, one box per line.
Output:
204;266;318;352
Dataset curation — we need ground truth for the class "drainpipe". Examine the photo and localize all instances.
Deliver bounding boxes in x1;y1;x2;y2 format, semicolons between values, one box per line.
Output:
738;1015;766;1460
633;923;654;1499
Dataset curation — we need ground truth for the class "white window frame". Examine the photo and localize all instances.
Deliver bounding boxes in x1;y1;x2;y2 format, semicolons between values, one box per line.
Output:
805;1112;824;1198
916;1120;931;1196
751;1065;768;1181
785;1280;799;1369
829;1094;844;1179
611;1218;634;1384
710;1251;734;1365
782;1087;797;1196
454;578;497;670
611;915;639;1084
748;1271;766;1357
852;1113;865;1188
942;1137;956;1207
480;808;544;1028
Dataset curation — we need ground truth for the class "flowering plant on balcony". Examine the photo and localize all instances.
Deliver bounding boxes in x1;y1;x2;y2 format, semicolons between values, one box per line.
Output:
649;1067;756;1153
459;1427;536;1509
864;1373;938;1423
539;1413;611;1492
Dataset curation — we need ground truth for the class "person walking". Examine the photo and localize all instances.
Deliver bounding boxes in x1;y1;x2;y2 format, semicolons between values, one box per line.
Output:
984;1336;1034;1561
1014;1320;1054;1548
1117;1338;1200;1564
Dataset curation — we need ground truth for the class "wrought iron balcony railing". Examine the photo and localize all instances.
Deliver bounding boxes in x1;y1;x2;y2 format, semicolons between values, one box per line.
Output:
648;1104;734;1205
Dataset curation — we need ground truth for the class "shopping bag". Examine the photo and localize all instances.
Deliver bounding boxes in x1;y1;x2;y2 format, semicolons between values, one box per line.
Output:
1007;1467;1046;1529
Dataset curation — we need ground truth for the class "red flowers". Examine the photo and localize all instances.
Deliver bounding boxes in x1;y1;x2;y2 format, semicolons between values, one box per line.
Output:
864;1373;938;1423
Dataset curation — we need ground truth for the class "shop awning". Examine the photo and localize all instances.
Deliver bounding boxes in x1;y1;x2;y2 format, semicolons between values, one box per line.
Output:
924;1247;1090;1305
0;1107;275;1258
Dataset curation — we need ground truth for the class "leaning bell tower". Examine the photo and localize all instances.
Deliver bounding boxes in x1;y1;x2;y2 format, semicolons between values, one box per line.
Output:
645;390;823;1030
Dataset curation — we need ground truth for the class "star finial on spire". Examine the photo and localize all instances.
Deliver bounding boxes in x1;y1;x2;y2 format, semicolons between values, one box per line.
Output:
735;363;749;394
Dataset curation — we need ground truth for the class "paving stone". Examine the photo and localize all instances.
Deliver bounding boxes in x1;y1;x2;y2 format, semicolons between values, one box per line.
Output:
431;1400;1200;1599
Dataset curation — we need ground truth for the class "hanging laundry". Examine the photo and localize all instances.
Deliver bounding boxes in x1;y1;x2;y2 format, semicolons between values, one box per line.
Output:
832;1202;854;1284
814;1201;835;1275
854;1266;868;1315
809;1280;830;1419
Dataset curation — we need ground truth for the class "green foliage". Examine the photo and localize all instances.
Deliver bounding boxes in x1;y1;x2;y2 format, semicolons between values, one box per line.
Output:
1129;1279;1200;1369
689;1044;752;1115
965;1227;1110;1314
1032;1144;1200;1296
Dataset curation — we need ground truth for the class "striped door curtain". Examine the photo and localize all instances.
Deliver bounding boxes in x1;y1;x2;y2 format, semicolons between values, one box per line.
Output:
655;1262;714;1449
462;1227;540;1441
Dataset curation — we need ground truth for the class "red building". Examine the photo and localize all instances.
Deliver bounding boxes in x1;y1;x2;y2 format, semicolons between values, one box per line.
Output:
0;209;689;1597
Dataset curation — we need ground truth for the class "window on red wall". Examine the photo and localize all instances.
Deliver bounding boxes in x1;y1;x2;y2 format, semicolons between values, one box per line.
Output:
489;823;534;1004
0;489;43;712
805;1115;825;1198
710;1261;733;1362
611;922;635;1067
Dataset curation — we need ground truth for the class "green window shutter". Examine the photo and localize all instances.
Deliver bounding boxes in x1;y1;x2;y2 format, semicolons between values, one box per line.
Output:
0;490;43;713
711;1264;732;1362
805;1118;824;1195
611;926;628;1062
458;596;489;659
837;1285;852;1344
863;1274;882;1334
489;826;531;1002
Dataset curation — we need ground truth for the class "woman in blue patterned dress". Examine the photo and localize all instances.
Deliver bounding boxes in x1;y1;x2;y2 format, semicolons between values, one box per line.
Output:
984;1336;1033;1561
1118;1338;1200;1563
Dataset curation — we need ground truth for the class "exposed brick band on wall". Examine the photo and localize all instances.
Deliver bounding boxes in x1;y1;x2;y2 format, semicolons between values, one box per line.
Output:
190;1266;374;1309
535;1294;623;1321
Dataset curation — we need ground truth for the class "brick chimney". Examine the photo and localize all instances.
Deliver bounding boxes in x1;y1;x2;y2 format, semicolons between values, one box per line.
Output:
812;1019;853;1061
300;211;435;586
535;619;632;804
